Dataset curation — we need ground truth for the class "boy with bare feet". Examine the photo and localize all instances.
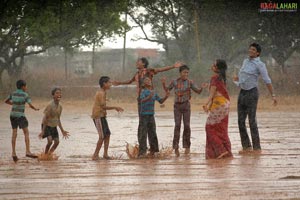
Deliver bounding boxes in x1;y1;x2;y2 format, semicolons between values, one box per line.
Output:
39;88;69;155
5;80;39;162
91;76;123;160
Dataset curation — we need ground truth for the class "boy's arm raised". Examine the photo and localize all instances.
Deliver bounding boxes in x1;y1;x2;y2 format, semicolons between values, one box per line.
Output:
159;90;170;104
154;61;183;73
112;75;135;86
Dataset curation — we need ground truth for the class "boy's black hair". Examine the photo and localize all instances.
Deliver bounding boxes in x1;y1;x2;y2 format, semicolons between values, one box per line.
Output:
16;79;26;89
250;43;262;55
51;87;62;95
179;65;189;72
99;76;110;88
138;57;149;68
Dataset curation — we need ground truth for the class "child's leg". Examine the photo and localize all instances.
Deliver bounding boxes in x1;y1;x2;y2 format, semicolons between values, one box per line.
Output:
173;104;183;150
11;129;18;156
138;116;148;156
49;138;59;154
45;136;53;154
22;127;32;155
103;136;110;158
148;116;159;154
93;137;104;160
182;102;191;150
92;118;105;160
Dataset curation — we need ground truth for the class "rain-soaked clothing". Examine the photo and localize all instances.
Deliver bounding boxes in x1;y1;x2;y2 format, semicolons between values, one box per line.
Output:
205;75;232;159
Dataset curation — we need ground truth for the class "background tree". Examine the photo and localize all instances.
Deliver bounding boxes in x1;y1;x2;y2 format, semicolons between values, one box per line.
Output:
0;0;127;88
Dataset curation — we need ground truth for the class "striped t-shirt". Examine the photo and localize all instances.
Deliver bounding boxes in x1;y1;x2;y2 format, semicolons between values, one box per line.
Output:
140;89;162;115
7;89;32;117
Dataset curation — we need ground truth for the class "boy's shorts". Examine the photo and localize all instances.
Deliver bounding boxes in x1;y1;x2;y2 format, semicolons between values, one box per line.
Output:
93;117;111;139
42;125;59;139
10;116;28;129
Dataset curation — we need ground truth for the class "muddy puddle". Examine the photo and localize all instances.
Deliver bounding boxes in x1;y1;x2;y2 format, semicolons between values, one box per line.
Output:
1;103;300;199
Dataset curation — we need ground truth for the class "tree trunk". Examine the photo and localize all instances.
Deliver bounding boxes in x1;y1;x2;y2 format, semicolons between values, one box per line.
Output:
0;68;4;92
64;49;68;80
92;41;96;69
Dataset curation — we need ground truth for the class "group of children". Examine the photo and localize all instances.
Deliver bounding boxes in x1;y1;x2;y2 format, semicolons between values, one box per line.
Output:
5;80;68;162
4;58;230;162
96;60;211;159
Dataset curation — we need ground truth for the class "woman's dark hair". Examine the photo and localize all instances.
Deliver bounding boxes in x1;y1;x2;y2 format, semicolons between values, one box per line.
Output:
215;59;227;83
99;76;110;88
51;87;62;95
250;43;262;55
16;79;26;89
179;65;189;72
138;57;149;68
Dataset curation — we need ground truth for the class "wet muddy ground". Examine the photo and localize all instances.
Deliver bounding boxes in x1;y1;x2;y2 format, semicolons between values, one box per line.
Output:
1;102;300;199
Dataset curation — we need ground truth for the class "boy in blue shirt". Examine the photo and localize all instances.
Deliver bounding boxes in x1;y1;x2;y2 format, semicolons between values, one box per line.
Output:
5;80;39;162
138;77;169;158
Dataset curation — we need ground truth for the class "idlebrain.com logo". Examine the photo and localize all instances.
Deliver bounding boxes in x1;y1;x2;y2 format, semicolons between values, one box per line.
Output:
259;2;298;12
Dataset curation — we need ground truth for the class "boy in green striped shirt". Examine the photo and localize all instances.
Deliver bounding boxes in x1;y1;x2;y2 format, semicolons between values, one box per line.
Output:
5;80;39;162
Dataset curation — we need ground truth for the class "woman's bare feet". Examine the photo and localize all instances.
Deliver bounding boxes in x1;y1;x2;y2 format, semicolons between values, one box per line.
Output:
217;151;229;159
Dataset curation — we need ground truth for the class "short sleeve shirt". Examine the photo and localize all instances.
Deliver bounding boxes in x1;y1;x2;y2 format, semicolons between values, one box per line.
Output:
7;89;32;117
140;89;162;115
168;78;198;103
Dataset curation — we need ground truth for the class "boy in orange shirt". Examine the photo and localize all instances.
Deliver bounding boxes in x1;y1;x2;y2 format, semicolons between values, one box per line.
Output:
91;76;124;160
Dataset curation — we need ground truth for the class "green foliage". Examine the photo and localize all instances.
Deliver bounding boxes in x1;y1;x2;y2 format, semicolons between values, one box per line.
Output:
128;0;300;77
0;0;127;88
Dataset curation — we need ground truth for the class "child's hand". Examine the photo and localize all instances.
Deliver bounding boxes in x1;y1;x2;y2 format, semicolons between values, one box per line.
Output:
147;90;155;99
173;61;184;68
202;105;209;113
38;132;44;140
62;130;70;139
233;76;239;82
115;107;124;113
161;77;166;84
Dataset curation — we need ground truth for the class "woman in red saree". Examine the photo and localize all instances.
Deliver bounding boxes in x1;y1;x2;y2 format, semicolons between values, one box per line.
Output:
203;59;233;159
